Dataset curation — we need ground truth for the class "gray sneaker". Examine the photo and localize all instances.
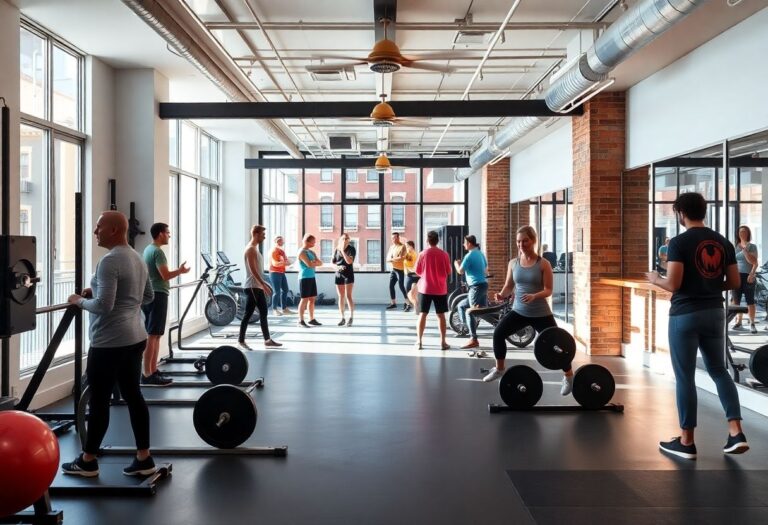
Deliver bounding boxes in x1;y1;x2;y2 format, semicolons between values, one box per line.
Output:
482;367;504;382
560;375;574;396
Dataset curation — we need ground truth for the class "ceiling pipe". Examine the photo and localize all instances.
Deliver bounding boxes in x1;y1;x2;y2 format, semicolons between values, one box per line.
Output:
121;0;303;158
204;21;609;31
457;0;710;181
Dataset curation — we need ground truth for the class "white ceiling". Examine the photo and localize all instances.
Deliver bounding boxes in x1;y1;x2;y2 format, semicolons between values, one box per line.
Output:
13;0;766;155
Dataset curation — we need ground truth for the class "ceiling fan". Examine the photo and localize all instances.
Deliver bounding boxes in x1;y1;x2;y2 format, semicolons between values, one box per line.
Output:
306;20;472;74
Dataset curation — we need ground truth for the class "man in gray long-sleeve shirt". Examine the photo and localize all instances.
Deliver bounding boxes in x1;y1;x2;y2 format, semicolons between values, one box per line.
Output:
61;211;158;478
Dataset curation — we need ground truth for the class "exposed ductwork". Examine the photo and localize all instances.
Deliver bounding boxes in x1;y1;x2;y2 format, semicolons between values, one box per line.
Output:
122;0;303;158
458;0;709;181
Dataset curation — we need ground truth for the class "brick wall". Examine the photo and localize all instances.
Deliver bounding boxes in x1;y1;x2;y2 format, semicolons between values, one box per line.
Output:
621;166;650;343
482;159;511;295
572;92;626;355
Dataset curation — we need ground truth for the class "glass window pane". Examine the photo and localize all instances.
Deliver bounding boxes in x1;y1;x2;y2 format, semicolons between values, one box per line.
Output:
345;169;358;182
343;204;358;231
168;175;178;322
422;168;465;203
317;197;336;231
679;167;715;200
211;139;219;181
180;122;197;174
200;185;211;255
740;168;762;201
540;205;553;254
385;169;417;202
386;204;420;252
19;125;49;369
367;203;382;230
366;239;382;267
653;167;677;201
422;205;462;247
179;175;199;317
20;27;46;119
654;203;676;270
262;205;303;271
52;45;79;130
200;135;210;179
306;168;341;200
320;239;333;263
263;167;301;203
169;121;178;168
739;203;762;259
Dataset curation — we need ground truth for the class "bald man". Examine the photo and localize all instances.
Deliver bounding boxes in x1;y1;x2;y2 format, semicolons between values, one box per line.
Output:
62;211;157;478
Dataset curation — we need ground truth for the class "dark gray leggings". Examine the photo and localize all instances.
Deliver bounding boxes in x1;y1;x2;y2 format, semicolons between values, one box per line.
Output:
84;341;149;454
240;288;271;341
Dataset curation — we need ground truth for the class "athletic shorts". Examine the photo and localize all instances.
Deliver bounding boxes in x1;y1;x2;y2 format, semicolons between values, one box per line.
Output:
334;272;355;285
418;293;448;314
142;292;168;336
300;278;318;298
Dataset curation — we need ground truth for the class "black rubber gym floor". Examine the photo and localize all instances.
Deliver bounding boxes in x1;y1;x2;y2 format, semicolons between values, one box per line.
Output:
38;306;768;524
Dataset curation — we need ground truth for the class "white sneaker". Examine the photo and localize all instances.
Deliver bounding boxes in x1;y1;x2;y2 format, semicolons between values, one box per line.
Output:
560;375;574;396
273;309;283;317
482;367;504;382
282;308;295;315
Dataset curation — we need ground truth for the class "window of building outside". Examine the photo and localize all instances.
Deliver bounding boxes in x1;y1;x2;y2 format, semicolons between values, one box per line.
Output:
320;239;333;263
260;161;467;271
168;120;221;323
18;21;84;372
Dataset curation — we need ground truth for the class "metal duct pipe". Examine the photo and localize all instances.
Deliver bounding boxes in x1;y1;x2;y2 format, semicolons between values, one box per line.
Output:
459;0;709;180
122;0;302;158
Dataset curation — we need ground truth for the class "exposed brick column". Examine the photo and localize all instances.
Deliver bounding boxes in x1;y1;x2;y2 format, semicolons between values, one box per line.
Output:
571;92;625;355
482;159;511;294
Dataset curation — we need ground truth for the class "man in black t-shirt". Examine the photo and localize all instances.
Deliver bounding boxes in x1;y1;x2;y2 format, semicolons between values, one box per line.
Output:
646;192;748;460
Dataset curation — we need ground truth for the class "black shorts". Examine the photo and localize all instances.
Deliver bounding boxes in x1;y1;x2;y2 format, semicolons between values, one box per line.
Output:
142;292;168;336
733;273;756;306
335;273;355;285
300;278;318;298
418;293;448;314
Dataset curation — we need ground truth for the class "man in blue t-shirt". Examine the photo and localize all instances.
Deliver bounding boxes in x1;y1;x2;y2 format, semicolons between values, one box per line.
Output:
646;192;748;460
453;235;489;355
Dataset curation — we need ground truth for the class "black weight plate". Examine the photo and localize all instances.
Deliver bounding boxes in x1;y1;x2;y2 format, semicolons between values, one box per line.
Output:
499;365;543;409
508;325;536;348
749;345;768;386
572;364;615;409
206;345;249;385
193;385;257;449
534;327;576;370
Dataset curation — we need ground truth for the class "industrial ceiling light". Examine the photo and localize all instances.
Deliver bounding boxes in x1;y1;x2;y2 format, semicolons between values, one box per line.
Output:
370;95;396;127
375;153;392;172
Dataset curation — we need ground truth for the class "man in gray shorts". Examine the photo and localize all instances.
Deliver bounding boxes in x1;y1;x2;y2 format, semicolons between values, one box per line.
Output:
62;211;157;477
142;222;190;386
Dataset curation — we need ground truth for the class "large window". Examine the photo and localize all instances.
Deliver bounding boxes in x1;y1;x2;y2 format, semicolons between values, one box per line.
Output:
259;160;467;271
18;22;84;371
168;121;221;322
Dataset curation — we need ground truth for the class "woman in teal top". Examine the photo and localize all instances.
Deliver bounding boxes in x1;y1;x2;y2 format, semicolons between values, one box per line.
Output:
297;233;323;328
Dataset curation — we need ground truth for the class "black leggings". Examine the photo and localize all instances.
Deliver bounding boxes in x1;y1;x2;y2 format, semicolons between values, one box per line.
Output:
493;311;559;363
389;269;408;301
84;341;149;454
405;274;420;294
240;288;271;341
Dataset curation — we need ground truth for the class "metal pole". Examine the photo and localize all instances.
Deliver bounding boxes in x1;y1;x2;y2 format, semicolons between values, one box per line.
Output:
2;99;10;398
74;192;83;414
722;141;730;365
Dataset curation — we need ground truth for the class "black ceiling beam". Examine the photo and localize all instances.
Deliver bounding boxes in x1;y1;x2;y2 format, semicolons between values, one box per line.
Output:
159;100;582;120
654;157;768;168
244;157;470;169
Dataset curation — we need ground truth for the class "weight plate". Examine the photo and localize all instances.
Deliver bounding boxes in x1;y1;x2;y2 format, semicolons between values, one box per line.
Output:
572;364;615;409
206;345;249;385
205;294;237;326
193;358;206;371
193;385;257;449
449;309;468;335
508;325;536;348
499;365;543;409
749;345;768;386
534;327;576;370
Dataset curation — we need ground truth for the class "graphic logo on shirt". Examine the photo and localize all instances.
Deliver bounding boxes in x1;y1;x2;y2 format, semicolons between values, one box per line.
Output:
694;240;724;279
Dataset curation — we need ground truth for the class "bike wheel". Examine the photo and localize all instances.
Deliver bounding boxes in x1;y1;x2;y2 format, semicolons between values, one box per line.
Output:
205;294;237;326
507;325;535;348
449;308;468;335
449;292;469;313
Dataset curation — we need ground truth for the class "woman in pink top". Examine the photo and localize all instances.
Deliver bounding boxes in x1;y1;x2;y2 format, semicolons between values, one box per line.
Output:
414;230;453;350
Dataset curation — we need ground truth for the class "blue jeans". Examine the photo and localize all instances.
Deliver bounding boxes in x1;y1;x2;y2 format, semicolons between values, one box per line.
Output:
457;282;488;340
269;272;289;310
668;308;742;429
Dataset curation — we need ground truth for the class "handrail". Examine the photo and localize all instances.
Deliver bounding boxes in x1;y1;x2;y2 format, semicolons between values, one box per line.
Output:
36;302;73;315
169;279;205;291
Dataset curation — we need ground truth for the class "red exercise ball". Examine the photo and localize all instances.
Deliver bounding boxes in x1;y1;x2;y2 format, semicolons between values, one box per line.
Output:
0;411;60;518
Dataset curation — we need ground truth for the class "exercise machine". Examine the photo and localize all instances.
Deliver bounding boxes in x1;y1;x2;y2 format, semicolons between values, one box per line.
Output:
725;305;768;387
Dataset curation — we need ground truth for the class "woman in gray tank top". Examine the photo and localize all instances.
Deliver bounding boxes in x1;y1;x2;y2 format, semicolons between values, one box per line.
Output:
482;226;574;396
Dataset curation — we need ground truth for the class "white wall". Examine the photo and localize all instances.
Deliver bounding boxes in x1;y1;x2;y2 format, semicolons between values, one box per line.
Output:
467;170;482;240
221;141;252;259
509;121;573;202
627;7;768;168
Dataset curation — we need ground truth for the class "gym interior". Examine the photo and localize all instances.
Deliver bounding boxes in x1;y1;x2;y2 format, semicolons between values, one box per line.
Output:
1;0;768;523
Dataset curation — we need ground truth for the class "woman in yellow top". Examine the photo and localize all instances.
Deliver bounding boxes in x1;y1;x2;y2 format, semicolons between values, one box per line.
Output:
404;240;419;310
